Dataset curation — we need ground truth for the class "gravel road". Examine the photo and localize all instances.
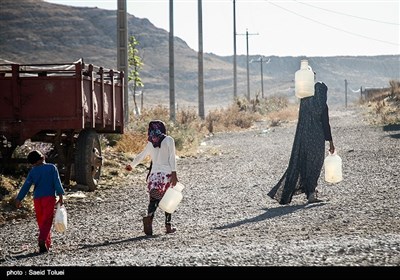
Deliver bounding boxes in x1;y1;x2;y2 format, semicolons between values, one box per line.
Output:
1;104;399;272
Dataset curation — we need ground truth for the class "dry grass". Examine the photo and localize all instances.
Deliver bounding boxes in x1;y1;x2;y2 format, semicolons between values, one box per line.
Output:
0;175;33;224
361;79;400;125
266;104;299;127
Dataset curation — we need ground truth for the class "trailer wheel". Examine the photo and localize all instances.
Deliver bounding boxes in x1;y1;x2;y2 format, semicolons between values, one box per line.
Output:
75;129;102;191
0;144;17;174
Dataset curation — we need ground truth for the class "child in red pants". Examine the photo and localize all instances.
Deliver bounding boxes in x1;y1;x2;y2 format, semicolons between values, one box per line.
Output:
15;150;65;253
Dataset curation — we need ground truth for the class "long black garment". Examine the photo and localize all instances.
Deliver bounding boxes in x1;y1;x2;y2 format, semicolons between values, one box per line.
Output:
267;82;332;205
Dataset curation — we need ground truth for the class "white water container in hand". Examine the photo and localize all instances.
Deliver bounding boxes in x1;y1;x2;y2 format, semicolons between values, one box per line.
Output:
295;59;315;99
159;182;185;214
54;203;67;233
324;152;343;183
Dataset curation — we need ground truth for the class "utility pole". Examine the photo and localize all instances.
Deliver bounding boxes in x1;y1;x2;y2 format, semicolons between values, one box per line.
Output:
169;0;175;122
233;0;237;99
250;57;270;99
344;79;348;108
237;29;258;101
117;0;128;124
360;86;363;101
198;0;205;119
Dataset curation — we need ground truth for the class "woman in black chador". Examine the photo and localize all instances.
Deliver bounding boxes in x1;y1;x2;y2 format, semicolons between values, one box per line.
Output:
267;81;335;205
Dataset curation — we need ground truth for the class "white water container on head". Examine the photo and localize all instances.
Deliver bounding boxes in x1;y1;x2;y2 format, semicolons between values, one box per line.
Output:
295;59;315;99
159;182;185;214
324;152;343;183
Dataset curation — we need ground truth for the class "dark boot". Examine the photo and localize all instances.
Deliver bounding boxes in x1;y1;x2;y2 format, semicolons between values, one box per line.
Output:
143;216;153;236
38;240;48;253
165;223;176;234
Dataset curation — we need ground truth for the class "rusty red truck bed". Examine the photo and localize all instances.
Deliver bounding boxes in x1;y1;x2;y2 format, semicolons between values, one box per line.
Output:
0;59;125;190
0;59;124;145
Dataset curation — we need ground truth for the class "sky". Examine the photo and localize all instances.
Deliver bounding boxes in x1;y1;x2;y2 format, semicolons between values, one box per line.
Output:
44;0;399;57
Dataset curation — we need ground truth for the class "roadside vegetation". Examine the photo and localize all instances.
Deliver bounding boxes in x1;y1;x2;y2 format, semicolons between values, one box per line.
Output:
360;79;400;125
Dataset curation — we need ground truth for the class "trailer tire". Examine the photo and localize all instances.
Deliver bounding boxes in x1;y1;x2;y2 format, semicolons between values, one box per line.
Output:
75;129;102;191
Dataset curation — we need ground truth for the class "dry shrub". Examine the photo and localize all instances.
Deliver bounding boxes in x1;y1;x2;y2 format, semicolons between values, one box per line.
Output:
362;79;400;125
0;175;33;224
267;104;299;126
364;89;391;103
206;105;259;133
257;96;289;114
171;108;207;156
114;131;147;154
125;105;170;133
176;108;199;125
204;95;298;133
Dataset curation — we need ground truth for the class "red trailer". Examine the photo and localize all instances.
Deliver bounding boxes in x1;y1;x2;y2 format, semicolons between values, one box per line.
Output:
0;59;125;191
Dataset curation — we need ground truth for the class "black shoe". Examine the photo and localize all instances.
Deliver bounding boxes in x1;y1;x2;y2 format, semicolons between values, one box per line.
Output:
39;240;48;253
307;198;323;204
307;192;323;204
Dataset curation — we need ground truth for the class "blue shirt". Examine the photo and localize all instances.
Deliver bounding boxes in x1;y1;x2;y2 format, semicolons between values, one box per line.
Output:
17;163;65;201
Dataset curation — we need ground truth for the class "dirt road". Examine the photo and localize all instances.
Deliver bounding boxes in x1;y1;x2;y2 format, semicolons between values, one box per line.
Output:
1;104;399;271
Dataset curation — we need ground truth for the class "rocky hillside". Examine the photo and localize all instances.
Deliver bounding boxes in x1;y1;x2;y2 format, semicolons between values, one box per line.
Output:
0;0;399;110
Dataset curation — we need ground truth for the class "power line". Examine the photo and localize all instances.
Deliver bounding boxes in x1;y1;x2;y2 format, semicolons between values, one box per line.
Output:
294;0;400;26
266;0;400;47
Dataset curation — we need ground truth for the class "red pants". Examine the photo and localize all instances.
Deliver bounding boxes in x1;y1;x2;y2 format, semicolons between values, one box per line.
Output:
33;196;56;249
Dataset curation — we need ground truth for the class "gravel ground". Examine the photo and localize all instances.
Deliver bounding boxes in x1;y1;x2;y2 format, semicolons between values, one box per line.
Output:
1;104;399;272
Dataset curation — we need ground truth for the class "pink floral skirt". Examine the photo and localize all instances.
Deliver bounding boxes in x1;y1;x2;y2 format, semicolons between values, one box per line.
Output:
147;172;172;200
